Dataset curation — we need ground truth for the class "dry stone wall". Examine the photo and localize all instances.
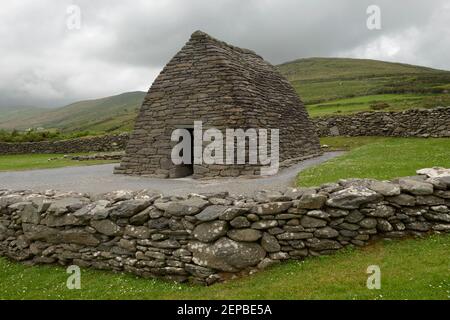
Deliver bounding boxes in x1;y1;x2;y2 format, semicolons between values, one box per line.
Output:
0;133;129;155
313;107;450;137
1;167;449;285
1;107;448;156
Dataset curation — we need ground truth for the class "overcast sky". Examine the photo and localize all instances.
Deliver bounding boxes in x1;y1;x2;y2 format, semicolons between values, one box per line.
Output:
1;0;449;108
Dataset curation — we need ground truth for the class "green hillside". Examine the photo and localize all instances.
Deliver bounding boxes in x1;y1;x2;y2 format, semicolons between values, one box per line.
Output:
0;91;146;133
0;105;47;125
279;57;450;117
1;58;449;133
279;57;450;102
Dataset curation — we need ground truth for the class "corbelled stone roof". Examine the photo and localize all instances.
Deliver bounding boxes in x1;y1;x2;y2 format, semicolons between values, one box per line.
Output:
115;31;321;178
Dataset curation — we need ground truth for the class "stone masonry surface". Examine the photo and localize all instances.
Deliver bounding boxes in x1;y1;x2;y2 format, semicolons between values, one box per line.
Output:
1;167;449;285
0;133;128;155
115;30;321;178
314;106;450;137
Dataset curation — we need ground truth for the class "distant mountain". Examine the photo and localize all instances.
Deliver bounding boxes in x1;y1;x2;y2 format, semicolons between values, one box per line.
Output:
0;105;47;127
278;57;450;104
1;57;449;132
0;91;146;133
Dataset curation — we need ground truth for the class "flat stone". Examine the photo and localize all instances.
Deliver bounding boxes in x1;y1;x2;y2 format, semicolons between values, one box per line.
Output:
41;214;81;227
47;197;89;215
251;202;292;215
22;224;61;243
338;222;360;231
424;212;450;223
149;239;181;249
219;207;249;221
261;233;280;252
415;195;445;206
432;224;450;231
307;239;342;251
227;229;262;242
193;220;228;242
306;210;330;219
195;205;229;221
251;220;278;229
73;200;110;220
430;206;449;213
284;187;308;200
230;216;250;228
109;199;151;218
326;186;382;209
314;227;339;238
61;229;99;246
130;208;150;225
368;180;401;196
118;239;136;251
300;216;327;228
327;208;349;217
91;219;122;236
387;194;416;206
398;178;434;195
148;217;169;230
345;210;364;223
416;167;450;178
163;197;209;216
188;237;266;272
124;225;151;239
297;192;327;209
377;220;393;232
20;203;40;224
185;264;215;278
288;240;306;249
277;232;313;240
289;249;308;258
365;204;395;218
359;218;377;229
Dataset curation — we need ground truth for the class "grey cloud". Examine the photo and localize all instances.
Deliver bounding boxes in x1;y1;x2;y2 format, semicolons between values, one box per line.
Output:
0;0;448;108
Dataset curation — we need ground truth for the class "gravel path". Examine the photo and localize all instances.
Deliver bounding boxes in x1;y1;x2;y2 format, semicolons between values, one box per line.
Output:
0;152;343;196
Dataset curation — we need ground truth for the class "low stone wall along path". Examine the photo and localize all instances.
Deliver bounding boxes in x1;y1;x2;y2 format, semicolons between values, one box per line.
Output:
0;167;449;284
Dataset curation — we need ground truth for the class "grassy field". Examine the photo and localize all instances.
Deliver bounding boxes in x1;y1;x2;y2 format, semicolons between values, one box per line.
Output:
279;57;450;104
279;57;450;118
306;93;450;117
0;153;118;171
0;234;448;300
297;137;450;186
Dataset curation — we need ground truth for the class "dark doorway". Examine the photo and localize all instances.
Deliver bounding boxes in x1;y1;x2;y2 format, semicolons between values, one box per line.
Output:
171;127;194;178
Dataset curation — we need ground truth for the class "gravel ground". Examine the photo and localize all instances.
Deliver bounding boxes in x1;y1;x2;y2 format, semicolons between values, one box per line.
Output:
0;152;343;196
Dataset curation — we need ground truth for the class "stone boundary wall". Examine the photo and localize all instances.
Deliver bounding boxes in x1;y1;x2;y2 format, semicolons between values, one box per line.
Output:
1;107;448;156
0;133;129;155
1;167;449;285
313;107;450;137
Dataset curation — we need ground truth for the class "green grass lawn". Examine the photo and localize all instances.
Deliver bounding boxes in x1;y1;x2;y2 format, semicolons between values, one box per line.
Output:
0;234;448;300
0;153;118;171
298;137;450;186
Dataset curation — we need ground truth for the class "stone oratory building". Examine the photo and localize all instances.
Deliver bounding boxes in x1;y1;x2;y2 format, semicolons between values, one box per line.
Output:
115;31;321;178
